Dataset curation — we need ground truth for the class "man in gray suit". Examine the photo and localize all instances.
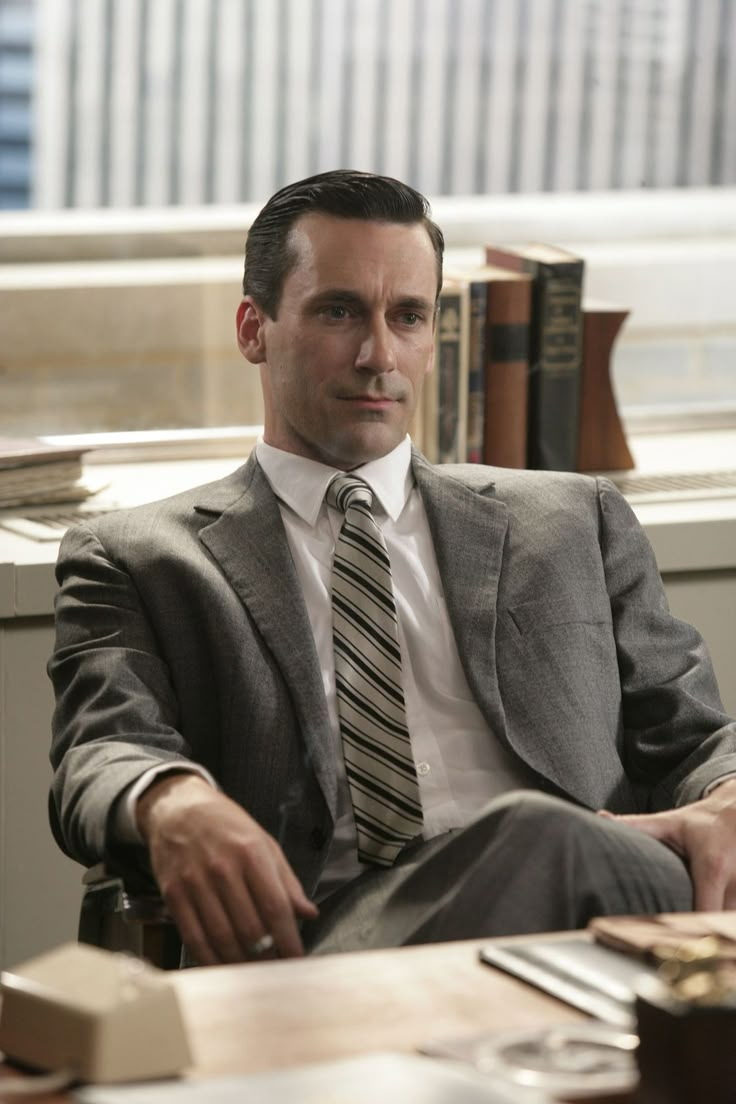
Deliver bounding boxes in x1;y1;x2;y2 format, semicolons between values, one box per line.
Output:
50;170;736;967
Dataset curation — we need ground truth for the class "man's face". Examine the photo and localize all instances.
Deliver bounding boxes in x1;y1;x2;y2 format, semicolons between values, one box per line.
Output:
237;213;438;470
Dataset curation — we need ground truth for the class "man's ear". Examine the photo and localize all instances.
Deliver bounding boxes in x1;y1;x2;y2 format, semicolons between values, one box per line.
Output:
236;297;268;363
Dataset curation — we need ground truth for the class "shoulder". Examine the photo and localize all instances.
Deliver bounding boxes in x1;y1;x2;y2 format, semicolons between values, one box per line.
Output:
415;455;638;544
59;454;268;556
422;453;608;510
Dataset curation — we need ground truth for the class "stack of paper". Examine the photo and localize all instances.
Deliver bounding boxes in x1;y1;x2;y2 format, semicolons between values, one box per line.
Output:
0;436;97;509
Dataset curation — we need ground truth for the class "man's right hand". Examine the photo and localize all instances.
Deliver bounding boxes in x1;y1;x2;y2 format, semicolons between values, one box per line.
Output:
135;774;319;965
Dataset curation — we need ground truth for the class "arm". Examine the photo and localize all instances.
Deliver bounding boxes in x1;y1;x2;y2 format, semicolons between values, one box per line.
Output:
598;477;736;807
49;524;196;863
597;478;736;907
50;523;317;962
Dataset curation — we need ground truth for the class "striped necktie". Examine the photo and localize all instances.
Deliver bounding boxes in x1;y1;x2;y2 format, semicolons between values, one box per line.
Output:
326;473;423;866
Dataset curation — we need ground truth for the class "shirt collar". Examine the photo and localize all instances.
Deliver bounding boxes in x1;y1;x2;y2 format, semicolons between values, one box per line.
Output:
255;436;414;526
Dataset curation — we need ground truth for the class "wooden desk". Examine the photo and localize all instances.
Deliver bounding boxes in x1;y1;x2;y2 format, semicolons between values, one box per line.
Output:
174;937;587;1079
1;935;637;1103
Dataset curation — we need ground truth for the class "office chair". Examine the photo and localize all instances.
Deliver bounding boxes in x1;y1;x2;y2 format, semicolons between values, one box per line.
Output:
78;863;182;970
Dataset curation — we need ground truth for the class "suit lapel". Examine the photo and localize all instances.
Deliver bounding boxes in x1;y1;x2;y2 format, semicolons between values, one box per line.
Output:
194;456;337;817
412;452;509;739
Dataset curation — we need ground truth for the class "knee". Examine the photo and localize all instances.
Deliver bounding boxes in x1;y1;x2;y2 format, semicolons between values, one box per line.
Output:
468;790;592;857
479;789;584;832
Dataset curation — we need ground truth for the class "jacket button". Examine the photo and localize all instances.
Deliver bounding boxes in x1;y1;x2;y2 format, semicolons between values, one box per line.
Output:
310;827;326;850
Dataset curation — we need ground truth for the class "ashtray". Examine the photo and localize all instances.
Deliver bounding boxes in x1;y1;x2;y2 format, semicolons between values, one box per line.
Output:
424;1022;639;1099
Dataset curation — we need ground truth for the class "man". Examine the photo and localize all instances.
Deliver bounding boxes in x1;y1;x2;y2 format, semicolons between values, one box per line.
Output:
49;170;736;967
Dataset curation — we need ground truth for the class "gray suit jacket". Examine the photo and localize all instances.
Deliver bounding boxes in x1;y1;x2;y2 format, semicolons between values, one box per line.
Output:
49;451;736;895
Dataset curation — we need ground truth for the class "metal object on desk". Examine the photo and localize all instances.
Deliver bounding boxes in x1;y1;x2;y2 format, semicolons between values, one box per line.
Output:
423;1022;639;1099
636;936;736;1104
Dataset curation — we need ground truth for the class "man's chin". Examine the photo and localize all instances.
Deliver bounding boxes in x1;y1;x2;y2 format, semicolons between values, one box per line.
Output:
327;424;408;469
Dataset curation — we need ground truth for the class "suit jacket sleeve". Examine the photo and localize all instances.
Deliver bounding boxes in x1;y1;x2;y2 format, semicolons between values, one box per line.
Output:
49;523;199;865
597;477;736;808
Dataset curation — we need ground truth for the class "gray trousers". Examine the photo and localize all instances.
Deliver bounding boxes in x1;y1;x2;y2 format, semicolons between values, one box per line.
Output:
303;791;694;954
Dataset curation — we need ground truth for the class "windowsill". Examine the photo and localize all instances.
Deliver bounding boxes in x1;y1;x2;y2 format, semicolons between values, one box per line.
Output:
1;428;735;618
42;426;263;464
627;427;736;476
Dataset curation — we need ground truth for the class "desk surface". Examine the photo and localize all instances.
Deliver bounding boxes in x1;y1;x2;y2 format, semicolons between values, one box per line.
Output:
1;936;636;1104
176;937;586;1078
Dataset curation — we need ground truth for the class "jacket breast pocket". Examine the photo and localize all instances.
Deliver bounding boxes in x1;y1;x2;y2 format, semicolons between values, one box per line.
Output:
500;590;620;734
507;592;613;636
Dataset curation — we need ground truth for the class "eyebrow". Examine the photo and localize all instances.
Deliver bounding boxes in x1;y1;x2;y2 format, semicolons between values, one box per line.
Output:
309;289;435;312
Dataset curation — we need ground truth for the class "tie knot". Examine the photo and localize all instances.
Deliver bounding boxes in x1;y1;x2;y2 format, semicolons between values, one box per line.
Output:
326;474;373;514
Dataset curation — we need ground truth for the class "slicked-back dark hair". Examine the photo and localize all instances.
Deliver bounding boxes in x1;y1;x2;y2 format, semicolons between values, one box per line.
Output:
242;169;445;318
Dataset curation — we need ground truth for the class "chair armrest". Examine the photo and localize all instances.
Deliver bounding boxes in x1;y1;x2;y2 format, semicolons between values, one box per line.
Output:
78;863;181;969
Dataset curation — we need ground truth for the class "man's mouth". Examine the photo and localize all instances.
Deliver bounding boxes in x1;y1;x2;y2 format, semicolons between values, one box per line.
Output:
339;394;402;405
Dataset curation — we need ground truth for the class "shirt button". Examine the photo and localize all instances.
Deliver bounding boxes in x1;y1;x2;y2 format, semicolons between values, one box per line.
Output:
417;761;430;777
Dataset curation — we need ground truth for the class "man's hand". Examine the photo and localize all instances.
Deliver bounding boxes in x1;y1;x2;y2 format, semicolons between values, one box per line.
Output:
136;774;319;965
601;778;736;911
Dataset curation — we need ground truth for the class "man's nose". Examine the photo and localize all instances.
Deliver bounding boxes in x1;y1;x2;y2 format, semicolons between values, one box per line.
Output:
354;320;396;373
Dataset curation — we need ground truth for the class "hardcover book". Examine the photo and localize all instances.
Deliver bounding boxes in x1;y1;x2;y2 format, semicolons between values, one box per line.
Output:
446;266;532;468
484;243;584;471
423;278;470;464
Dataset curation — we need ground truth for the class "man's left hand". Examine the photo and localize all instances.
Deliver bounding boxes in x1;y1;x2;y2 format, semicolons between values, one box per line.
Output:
601;778;736;911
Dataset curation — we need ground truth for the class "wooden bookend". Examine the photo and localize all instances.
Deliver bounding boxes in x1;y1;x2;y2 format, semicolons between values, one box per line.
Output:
576;302;635;473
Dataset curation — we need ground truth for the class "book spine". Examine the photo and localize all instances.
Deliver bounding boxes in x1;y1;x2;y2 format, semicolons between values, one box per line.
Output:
421;344;439;463
435;285;468;464
483;278;531;469
465;281;487;463
484;247;585;471
530;264;585;471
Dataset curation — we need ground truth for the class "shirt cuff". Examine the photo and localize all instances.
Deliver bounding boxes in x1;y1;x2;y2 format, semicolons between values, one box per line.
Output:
112;762;218;845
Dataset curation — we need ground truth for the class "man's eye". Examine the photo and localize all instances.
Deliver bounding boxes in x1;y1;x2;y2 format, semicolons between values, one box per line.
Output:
400;312;421;326
323;305;349;320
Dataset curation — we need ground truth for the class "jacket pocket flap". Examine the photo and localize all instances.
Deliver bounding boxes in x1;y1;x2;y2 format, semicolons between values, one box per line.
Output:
508;593;613;634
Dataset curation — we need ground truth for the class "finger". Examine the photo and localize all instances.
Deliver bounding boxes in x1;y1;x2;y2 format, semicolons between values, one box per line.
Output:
280;862;319;920
163;887;220;966
211;865;281;960
599;809;686;855
167;863;262;964
243;860;308;958
205;860;289;962
192;835;303;959
228;836;316;957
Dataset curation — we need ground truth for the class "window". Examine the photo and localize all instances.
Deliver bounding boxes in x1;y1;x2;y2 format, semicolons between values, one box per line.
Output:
2;0;735;441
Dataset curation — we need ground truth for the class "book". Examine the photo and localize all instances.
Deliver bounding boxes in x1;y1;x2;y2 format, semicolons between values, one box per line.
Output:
445;266;531;468
423;278;470;464
479;265;532;469
465;275;487;464
484;243;585;471
575;300;634;473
